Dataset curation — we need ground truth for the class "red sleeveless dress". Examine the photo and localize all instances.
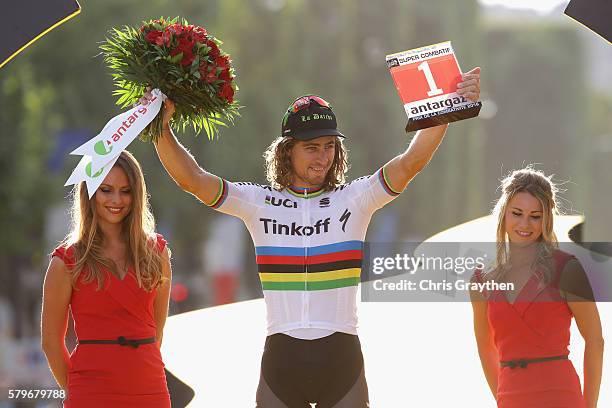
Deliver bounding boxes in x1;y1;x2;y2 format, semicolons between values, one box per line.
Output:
52;234;170;408
477;250;585;408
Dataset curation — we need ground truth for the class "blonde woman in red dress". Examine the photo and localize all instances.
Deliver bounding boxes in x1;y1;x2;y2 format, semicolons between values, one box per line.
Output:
41;151;172;408
471;168;604;407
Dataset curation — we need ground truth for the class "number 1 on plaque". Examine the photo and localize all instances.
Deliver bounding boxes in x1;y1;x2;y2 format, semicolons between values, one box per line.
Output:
418;61;444;97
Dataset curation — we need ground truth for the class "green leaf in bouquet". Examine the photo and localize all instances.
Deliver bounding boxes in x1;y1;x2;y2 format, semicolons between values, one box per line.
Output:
167;53;183;64
190;57;199;70
116;90;133;106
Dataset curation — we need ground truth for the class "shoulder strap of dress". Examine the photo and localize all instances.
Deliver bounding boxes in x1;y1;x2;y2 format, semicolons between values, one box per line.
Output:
155;233;167;252
51;245;76;268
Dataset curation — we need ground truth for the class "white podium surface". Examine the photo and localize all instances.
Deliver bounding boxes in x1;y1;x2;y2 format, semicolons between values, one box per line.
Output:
162;300;610;407
162;215;610;407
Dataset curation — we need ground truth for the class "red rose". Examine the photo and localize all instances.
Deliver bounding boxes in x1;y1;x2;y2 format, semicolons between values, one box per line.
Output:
174;36;195;66
193;26;207;42
181;34;196;50
218;82;234;103
168;23;184;36
145;30;164;46
162;30;172;47
177;36;194;53
219;68;232;81
206;40;220;59
214;55;230;70
181;50;195;66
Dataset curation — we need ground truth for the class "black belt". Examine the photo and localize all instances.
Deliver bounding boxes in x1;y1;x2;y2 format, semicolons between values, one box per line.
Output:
78;336;156;349
500;355;568;369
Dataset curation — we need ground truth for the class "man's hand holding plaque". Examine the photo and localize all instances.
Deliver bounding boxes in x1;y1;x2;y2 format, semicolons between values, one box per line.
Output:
386;41;481;132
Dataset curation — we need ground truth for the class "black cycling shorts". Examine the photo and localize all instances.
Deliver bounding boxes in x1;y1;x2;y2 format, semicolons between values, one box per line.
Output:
255;332;369;408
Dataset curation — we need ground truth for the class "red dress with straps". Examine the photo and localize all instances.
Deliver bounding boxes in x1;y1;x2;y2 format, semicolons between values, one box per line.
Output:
52;234;170;408
478;250;585;408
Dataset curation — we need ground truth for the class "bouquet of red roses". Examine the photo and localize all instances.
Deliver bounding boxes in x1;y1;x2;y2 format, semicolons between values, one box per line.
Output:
100;17;239;142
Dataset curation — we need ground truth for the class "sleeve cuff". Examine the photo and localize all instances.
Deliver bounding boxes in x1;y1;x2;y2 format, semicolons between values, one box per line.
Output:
206;177;228;208
378;167;402;196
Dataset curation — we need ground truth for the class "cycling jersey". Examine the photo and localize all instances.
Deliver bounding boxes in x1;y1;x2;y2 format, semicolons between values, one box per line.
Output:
206;167;401;336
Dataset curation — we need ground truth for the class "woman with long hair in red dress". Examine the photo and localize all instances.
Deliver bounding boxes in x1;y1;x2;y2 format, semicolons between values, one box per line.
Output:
41;150;172;407
471;167;604;407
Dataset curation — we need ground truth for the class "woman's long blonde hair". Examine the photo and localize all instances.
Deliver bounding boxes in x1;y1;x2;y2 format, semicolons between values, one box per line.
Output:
488;167;559;285
263;136;348;191
62;151;163;291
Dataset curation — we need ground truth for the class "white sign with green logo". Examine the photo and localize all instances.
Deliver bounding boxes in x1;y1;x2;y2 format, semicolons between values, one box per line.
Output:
65;89;165;198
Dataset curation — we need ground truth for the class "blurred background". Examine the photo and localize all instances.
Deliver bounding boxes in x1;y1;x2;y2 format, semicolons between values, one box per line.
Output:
0;0;610;406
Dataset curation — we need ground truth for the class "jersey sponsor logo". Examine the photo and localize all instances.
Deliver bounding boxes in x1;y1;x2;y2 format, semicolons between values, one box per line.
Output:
319;197;331;208
259;217;331;236
339;208;351;232
265;195;298;208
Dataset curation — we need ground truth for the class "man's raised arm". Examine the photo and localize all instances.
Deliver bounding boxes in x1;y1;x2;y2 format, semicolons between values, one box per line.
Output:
145;96;221;205
383;67;481;193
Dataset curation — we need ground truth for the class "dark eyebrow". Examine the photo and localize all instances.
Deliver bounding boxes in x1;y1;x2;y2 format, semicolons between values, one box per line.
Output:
99;184;131;189
511;207;542;214
304;141;335;147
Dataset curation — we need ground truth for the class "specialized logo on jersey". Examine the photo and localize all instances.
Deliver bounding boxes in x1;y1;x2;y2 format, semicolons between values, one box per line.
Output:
319;197;331;208
259;217;331;236
339;209;351;232
265;195;298;208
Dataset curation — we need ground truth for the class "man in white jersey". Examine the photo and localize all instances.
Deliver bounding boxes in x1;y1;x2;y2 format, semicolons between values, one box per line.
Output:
142;68;480;407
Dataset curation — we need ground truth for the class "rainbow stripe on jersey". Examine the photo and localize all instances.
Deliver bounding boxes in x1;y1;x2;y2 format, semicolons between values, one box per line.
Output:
256;240;363;291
